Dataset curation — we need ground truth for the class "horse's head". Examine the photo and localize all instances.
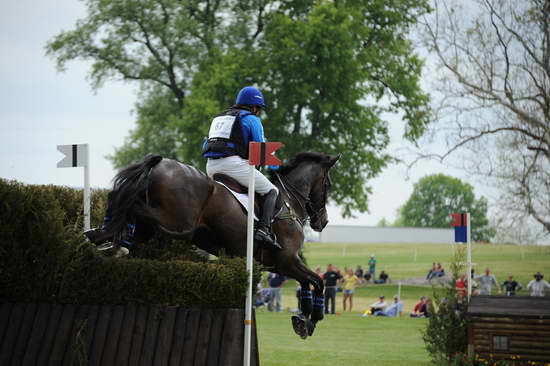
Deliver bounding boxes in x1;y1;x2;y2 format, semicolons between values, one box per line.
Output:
307;154;339;231
278;152;340;232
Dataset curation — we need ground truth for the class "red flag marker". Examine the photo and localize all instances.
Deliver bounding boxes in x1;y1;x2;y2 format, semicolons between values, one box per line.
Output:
451;213;467;227
248;142;283;166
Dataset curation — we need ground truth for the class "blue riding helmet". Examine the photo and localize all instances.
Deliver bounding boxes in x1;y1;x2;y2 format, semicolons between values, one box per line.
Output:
236;86;267;108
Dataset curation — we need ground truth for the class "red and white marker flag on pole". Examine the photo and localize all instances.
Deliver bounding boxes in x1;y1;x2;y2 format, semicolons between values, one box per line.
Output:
243;142;282;366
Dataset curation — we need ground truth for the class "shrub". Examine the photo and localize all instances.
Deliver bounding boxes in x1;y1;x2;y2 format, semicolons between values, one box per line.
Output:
57;244;256;308
0;179;258;307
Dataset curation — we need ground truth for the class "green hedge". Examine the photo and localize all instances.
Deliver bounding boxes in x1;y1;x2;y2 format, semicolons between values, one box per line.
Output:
0;179;259;308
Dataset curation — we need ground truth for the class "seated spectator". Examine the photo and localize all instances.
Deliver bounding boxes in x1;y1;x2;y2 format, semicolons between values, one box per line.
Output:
364;273;372;282
374;270;389;284
410;296;427;318
502;274;522;296
255;284;271;308
376;295;403;317
426;263;437;280
355;265;364;279
370;295;388;315
527;272;550;297
427;263;445;280
435;263;445;277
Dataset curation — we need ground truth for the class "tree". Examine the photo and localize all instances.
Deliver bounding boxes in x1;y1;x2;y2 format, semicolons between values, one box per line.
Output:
397;174;495;241
418;0;550;236
47;0;432;215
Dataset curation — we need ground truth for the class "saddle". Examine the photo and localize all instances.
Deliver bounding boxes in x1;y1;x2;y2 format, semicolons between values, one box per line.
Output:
213;173;262;217
212;173;283;219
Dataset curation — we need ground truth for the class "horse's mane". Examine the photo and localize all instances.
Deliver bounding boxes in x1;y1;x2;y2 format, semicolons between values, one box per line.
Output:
275;152;329;176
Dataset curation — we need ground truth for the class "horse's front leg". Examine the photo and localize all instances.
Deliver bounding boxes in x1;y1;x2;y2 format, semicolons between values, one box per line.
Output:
279;253;325;338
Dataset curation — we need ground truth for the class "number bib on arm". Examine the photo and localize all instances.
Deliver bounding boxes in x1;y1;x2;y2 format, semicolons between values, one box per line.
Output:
208;115;237;139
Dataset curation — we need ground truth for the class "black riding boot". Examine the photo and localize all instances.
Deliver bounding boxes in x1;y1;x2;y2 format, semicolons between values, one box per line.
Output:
254;189;280;248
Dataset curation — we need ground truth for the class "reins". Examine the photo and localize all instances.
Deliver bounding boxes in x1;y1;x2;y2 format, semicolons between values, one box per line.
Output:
274;171;328;227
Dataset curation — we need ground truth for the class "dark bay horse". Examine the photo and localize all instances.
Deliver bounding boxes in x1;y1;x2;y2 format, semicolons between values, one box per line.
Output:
104;152;339;337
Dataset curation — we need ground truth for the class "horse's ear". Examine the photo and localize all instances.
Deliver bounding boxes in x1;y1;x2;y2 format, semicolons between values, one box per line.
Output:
325;154;340;169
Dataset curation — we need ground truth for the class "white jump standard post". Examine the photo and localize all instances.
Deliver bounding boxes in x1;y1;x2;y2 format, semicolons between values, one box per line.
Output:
243;141;283;366
243;161;256;366
57;144;91;231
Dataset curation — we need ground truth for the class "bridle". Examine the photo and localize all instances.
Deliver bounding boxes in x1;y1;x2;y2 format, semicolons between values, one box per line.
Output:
275;170;330;226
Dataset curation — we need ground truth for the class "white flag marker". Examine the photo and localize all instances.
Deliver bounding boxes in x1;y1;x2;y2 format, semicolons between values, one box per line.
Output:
57;144;90;231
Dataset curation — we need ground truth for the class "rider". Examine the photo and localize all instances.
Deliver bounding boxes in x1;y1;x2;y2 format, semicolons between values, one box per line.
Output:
202;86;280;248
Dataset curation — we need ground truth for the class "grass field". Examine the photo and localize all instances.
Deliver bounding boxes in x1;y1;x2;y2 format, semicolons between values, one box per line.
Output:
256;242;550;366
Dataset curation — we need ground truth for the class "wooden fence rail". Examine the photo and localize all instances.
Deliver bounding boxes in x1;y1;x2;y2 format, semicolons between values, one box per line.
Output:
0;303;259;366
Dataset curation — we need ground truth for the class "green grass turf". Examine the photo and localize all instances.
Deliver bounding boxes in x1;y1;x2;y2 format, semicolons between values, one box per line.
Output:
301;242;550;289
256;242;550;365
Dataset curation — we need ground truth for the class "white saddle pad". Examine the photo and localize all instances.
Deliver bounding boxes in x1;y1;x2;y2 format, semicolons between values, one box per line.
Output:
217;182;258;221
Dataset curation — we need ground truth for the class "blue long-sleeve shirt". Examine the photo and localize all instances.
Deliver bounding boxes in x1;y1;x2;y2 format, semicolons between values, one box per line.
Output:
241;112;265;145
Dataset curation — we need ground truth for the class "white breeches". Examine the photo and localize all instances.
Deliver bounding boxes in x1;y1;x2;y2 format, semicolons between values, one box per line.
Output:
206;155;278;195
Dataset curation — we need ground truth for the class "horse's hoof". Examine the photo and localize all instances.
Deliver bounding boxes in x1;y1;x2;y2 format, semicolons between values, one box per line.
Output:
291;315;308;339
114;247;129;258
306;319;316;336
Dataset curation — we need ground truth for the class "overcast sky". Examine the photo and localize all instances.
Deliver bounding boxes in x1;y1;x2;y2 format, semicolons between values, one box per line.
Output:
0;0;472;226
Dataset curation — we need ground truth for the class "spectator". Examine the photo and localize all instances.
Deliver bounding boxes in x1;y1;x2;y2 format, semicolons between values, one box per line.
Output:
376;295;403;317
410;296;428;318
368;254;377;282
374;270;389;284
315;266;324;280
267;272;287;312
426;263;437;280
435;263;445;277
323;264;342;314
355;265;364;279
502;275;522;296
428;263;445;280
342;268;361;312
363;272;372;282
527;272;550;297
255;283;271;308
455;274;467;299
474;267;500;295
369;295;387;315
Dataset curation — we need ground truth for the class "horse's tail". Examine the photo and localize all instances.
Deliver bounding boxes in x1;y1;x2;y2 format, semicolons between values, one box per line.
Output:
106;154;163;238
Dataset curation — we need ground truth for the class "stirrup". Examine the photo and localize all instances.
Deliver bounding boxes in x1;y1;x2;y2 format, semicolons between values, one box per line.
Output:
96;242;129;258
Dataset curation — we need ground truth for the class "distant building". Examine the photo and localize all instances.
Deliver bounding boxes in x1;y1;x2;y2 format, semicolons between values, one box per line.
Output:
318;225;453;244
